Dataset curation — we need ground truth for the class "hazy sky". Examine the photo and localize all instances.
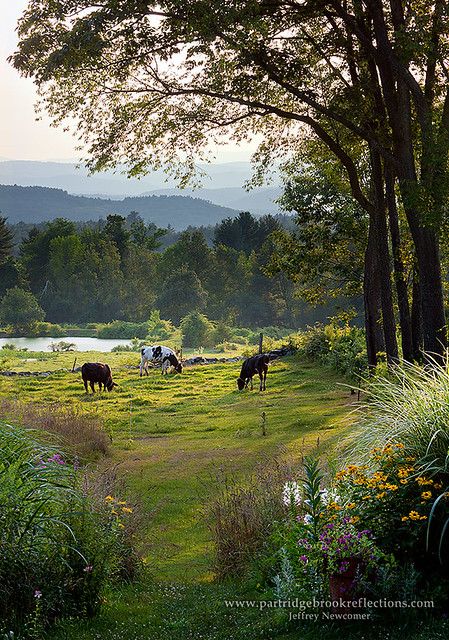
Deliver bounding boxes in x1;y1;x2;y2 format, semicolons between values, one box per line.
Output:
0;2;255;163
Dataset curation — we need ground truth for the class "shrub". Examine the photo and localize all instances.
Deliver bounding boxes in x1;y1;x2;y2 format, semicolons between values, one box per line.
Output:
0;288;45;335
0;400;110;460
33;322;66;337
97;320;149;339
0;422;139;638
297;322;367;379
146;310;176;341
50;340;76;352
180;312;214;348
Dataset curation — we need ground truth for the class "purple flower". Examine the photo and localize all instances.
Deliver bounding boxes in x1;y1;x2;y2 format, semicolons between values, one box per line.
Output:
34;590;42;599
83;565;93;573
48;453;65;465
299;555;309;564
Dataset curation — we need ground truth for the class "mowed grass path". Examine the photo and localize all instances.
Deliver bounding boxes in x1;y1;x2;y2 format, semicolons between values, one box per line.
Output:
0;351;353;581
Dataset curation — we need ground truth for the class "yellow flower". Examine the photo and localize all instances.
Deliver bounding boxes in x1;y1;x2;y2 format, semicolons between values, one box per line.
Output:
118;523;125;529
118;501;127;505
346;503;356;510
111;510;118;515
401;516;409;521
416;477;433;486
421;491;432;500
400;479;408;485
434;483;443;490
122;507;133;513
376;492;386;499
362;495;372;500
408;511;421;521
349;516;360;524
394;443;405;449
386;484;398;491
105;495;115;503
397;469;409;478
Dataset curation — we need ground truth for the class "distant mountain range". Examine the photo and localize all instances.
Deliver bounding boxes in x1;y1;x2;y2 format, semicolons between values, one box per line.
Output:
0;184;240;229
0;160;281;217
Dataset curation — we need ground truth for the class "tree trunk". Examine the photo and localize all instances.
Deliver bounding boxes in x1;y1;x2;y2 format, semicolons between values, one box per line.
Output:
370;147;398;363
411;263;423;361
364;219;385;369
384;167;413;361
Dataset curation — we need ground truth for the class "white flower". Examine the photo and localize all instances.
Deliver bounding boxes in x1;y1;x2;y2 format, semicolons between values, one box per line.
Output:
303;514;313;525
282;481;301;507
319;488;340;506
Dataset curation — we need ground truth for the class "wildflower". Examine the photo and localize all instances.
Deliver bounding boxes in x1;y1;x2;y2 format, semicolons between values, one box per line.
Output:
346;503;356;510
416;477;433;486
122;507;133;513
118;501;127;505
83;565;93;573
385;484;398;491
299;555;309;564
376;492;386;499
408;511;421;521
401;516;408;522
111;510;118;515
118;523;125;529
34;590;42;599
400;479;408;485
282;481;301;507
434;483;443;490
105;495;115;503
421;491;432;500
321;489;340;506
303;514;313;525
47;453;65;465
349;516;360;524
397;469;409;478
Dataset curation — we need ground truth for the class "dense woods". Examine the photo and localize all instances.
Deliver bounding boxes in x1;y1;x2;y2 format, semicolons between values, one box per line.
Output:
0;212;343;330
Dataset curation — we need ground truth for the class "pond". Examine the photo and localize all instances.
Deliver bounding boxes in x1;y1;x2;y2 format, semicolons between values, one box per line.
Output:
0;336;132;352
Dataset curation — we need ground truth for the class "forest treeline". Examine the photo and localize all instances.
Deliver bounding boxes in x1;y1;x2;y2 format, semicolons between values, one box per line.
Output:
0;210;343;329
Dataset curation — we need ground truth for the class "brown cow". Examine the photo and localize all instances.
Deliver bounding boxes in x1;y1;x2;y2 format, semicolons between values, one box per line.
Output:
81;362;117;393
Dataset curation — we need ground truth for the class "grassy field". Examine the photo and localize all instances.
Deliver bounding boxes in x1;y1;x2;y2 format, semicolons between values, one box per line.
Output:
3;349;443;639
0;349;353;582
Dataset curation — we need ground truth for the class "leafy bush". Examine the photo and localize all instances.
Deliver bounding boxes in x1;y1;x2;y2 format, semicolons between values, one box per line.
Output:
0;288;45;335
146;310;176;341
0;423;140;638
97;320;149;339
297;322;367;379
181;312;214;348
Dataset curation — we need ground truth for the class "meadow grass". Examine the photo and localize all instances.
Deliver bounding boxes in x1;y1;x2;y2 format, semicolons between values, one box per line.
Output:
1;351;447;639
0;351;352;582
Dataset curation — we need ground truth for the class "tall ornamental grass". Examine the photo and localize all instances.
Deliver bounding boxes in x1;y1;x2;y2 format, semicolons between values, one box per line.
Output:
348;359;449;474
0;421;139;638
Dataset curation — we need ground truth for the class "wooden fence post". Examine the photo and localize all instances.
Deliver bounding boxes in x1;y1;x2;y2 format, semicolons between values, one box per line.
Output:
258;332;263;354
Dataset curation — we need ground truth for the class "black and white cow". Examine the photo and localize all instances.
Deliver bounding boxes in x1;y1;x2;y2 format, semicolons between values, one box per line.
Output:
237;354;269;391
140;345;183;376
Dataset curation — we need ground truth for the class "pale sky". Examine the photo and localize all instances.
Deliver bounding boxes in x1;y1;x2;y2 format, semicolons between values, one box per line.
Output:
0;1;255;163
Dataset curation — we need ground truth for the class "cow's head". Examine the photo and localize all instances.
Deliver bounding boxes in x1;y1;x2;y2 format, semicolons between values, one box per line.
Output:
175;362;183;374
237;377;245;390
106;379;118;391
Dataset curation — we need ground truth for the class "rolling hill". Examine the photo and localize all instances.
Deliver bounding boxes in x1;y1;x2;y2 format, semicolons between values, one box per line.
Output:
0;184;240;229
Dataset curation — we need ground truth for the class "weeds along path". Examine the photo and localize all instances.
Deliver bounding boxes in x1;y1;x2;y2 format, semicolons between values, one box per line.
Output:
0;353;354;582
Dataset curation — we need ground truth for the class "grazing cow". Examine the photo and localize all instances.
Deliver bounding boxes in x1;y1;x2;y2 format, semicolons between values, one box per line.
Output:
81;362;117;393
237;354;269;391
140;345;183;376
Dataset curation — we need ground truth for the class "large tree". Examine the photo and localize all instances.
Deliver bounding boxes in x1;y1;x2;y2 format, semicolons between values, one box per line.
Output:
12;0;449;359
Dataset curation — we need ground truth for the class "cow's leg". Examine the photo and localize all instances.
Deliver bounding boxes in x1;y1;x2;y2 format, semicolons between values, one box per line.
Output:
249;377;253;390
99;382;103;392
259;371;263;391
139;358;144;377
90;380;95;394
263;368;267;391
145;361;149;376
83;378;88;393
